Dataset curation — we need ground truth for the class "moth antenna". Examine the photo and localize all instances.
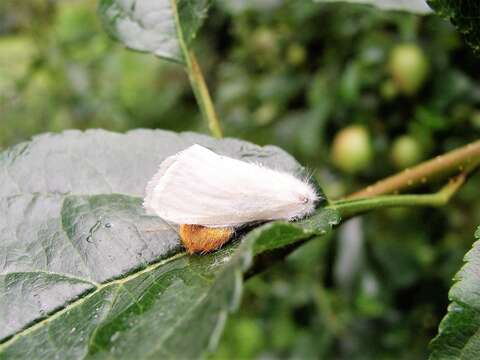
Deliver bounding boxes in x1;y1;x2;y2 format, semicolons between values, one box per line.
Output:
301;168;315;184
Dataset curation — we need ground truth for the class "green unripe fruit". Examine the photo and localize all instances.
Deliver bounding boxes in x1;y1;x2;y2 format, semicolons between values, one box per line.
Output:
331;125;373;174
0;36;35;89
287;43;306;66
253;102;278;126
252;27;278;55
471;111;480;129
380;79;398;100
388;44;429;96
251;27;279;67
391;135;424;169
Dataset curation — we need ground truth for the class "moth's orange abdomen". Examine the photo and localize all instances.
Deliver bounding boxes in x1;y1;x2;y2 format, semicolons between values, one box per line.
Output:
179;224;234;254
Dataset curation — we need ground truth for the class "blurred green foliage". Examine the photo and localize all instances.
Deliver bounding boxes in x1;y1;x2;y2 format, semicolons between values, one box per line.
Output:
1;0;480;358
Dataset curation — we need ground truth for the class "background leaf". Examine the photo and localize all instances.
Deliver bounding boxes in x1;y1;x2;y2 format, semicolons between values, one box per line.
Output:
314;0;432;14
97;0;210;62
430;225;480;359
427;0;480;54
0;129;339;359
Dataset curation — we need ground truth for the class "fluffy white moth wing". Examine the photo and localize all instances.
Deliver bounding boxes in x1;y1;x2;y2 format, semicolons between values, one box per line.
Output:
144;144;318;227
143;154;178;215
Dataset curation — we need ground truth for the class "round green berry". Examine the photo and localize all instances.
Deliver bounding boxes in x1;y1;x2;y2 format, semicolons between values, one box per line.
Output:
331;125;373;174
391;135;424;169
388;44;429;96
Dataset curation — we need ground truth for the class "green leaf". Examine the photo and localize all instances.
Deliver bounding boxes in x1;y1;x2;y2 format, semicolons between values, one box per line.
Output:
430;226;480;359
0;129;339;359
98;0;210;63
314;0;432;14
427;0;480;54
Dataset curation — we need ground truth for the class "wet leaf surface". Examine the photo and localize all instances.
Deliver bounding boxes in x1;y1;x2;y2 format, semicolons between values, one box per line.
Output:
0;129;339;359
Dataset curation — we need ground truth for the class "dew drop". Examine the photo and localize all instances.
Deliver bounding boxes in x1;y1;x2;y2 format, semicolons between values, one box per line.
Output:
70;327;76;334
104;223;112;229
86;235;93;243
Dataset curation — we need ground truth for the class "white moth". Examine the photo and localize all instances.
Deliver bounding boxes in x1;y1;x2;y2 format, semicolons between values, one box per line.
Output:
143;144;319;253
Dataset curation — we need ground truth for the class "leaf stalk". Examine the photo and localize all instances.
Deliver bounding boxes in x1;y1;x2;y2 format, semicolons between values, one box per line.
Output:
186;51;223;138
171;0;223;138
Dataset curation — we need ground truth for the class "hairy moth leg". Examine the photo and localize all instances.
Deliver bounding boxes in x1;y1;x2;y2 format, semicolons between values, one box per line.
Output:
179;224;234;254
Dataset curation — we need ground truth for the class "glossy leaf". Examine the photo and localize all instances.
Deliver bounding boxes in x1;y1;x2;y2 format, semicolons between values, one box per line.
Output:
98;0;210;62
314;0;432;14
0;129;339;359
430;226;480;359
427;0;480;54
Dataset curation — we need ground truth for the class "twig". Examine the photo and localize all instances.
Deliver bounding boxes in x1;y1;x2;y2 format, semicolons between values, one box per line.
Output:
346;139;480;199
329;173;466;220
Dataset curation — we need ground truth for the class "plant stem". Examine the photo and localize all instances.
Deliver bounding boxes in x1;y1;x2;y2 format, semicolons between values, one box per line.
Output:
329;173;466;220
171;0;223;138
184;50;223;138
346;139;480;199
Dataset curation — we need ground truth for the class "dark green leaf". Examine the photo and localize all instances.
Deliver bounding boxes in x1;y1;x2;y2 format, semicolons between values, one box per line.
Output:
314;0;432;14
98;0;210;62
430;226;480;359
0;129;339;359
427;0;480;54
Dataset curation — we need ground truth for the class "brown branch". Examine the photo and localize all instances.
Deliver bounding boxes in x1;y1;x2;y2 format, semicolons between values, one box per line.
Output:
346;139;480;200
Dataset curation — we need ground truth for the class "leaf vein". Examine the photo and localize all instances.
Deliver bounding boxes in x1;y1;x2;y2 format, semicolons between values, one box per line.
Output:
0;271;99;287
0;252;187;349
